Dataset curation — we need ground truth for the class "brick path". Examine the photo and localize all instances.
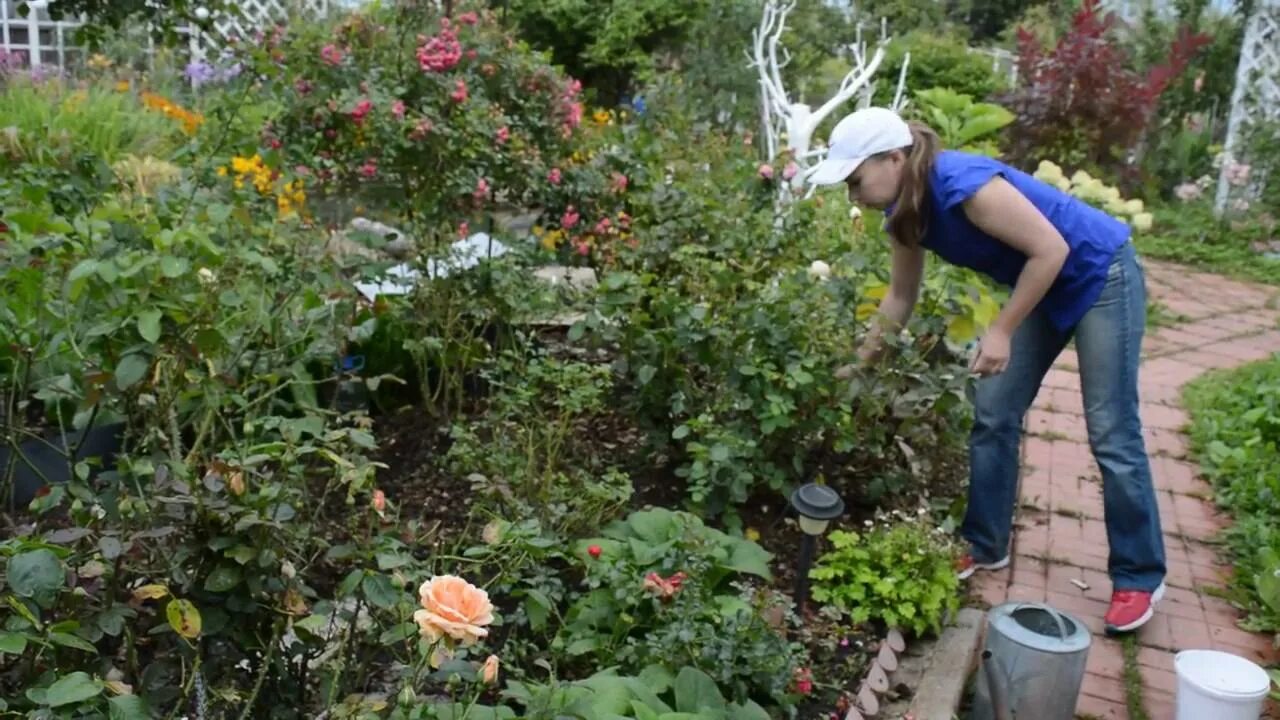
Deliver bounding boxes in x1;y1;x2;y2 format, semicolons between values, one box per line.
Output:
969;259;1280;719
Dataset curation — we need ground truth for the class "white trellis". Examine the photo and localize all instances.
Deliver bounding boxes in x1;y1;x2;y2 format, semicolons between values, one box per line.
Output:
1215;0;1280;214
189;0;331;61
0;0;331;70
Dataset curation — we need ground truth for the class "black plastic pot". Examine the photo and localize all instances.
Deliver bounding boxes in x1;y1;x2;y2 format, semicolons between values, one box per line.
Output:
1;423;125;510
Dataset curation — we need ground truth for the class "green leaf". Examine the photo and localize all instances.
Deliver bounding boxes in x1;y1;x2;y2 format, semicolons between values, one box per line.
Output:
524;589;551;632
0;632;28;655
166;599;202;639
637;365;656;385
726;540;773;579
8;549;64;607
362;573;401;610
109;694;151;720
114;354;150;390
671;425;690;440
44;672;102;707
727;700;771;720
136;309;162;343
160;256;188;278
49;632;97;653
337;569;364;597
673;667;725;713
375;552;411;571
565;636;600;656
204;564;242;592
378;622;418;644
68;259;100;284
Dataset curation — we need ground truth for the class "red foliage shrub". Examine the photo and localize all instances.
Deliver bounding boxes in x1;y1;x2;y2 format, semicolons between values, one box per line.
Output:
999;0;1209;176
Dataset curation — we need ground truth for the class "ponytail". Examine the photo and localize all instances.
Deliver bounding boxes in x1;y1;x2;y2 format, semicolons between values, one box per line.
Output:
884;122;941;247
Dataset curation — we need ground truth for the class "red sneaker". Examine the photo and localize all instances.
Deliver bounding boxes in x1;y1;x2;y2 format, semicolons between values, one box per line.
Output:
1104;583;1166;634
956;553;1009;580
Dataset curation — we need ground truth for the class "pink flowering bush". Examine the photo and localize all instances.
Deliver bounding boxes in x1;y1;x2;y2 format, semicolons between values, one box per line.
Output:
257;3;597;239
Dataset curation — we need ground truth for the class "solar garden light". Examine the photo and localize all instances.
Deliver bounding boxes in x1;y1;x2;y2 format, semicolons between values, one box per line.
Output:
790;482;844;613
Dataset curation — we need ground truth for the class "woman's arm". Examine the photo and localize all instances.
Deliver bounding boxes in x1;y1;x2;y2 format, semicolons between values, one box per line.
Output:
857;240;925;363
961;176;1069;375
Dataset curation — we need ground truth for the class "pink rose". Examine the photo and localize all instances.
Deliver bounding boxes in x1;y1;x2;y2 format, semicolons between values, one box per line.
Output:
320;44;344;66
758;164;774;180
457;11;479;25
782;161;799;181
610;172;628;194
561;206;579;229
391;100;406;118
351;99;373;124
417;28;461;72
359;160;378;179
594;217;612;235
575;240;591;256
547;167;562;185
451;78;469;104
495;126;509;145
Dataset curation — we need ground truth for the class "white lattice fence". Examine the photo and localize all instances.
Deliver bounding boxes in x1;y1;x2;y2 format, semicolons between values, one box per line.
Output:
191;0;330;60
1;1;86;68
0;0;332;70
1215;0;1280;213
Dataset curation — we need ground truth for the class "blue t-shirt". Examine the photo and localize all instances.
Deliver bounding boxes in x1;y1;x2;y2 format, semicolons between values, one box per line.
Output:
917;151;1130;332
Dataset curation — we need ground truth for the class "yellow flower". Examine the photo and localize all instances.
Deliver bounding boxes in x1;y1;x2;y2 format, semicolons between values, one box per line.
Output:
115;80;130;93
540;229;563;251
592;109;611;125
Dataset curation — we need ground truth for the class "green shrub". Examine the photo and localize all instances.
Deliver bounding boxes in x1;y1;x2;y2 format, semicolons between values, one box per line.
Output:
810;514;961;636
1184;358;1280;632
874;31;1007;106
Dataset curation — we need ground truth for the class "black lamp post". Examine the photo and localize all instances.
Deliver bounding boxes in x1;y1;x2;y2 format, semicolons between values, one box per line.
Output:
790;482;844;614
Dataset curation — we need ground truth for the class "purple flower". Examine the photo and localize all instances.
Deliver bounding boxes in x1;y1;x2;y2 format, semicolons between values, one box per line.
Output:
185;61;218;88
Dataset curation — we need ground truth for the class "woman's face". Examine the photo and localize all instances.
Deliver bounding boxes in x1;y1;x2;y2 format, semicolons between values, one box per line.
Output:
845;152;905;210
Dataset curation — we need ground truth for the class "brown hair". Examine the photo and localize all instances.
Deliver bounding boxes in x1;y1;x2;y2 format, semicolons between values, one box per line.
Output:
883;122;942;247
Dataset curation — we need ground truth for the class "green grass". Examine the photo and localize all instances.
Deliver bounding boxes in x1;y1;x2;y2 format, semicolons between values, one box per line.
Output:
1138;234;1280;287
1135;202;1280;287
1121;635;1150;720
1145;299;1187;329
1182;357;1280;632
0;77;181;166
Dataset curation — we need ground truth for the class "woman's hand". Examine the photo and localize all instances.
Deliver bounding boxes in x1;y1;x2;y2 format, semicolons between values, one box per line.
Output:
970;327;1011;377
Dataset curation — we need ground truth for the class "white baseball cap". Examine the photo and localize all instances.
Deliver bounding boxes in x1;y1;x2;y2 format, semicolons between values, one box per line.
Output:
805;107;914;187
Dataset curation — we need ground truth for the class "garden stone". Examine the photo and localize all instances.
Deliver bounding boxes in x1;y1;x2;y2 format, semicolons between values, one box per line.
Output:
531;265;598;291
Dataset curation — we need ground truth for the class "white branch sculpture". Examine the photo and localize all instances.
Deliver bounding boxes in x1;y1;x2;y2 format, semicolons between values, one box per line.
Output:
750;1;909;205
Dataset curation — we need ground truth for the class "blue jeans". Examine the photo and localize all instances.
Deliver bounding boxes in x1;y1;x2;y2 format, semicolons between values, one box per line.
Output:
960;242;1167;592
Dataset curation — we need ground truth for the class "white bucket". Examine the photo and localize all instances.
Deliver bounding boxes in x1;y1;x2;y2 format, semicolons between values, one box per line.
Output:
1175;649;1271;720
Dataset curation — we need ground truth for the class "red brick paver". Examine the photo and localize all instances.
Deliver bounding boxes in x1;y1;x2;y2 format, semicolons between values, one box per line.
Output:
970;260;1280;719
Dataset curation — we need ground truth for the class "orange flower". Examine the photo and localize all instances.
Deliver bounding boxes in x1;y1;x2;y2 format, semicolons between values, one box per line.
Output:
413;575;494;645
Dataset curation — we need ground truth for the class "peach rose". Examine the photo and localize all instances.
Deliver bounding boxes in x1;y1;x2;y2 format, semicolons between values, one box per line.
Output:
481;654;500;684
413;575;494;646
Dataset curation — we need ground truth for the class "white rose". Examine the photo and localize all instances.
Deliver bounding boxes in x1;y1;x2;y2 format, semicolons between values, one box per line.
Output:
808;260;831;281
1131;212;1153;233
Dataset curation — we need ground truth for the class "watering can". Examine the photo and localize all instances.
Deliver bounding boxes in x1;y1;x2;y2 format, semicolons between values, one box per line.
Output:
971;602;1092;720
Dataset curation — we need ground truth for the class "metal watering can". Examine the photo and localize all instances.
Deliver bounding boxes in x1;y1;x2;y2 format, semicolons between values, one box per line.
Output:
971;602;1092;720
